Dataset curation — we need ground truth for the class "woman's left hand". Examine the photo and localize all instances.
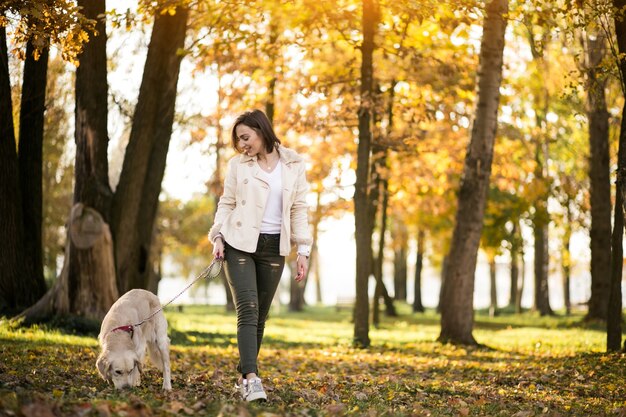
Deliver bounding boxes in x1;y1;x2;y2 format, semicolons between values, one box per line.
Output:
295;255;309;282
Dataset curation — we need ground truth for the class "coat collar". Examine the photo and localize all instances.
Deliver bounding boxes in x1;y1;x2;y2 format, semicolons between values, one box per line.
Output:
239;145;302;165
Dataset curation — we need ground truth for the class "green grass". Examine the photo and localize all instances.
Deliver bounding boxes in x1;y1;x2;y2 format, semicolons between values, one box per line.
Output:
0;303;624;416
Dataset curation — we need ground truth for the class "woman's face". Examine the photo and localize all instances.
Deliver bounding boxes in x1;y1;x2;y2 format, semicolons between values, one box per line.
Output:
235;124;265;156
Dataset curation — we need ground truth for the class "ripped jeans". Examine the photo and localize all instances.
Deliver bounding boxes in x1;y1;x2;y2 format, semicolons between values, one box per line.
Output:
224;234;285;377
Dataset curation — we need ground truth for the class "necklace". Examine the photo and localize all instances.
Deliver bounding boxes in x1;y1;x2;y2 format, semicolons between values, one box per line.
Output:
259;154;278;172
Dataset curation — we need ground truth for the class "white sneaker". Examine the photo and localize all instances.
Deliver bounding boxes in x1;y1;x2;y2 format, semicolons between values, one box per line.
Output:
244;377;267;402
235;378;247;399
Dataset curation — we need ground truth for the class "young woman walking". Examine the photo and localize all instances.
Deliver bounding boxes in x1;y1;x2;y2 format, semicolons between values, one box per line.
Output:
209;109;312;402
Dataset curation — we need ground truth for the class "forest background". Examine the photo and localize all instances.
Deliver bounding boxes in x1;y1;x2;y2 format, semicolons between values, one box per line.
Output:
2;0;626;377
2;0;626;415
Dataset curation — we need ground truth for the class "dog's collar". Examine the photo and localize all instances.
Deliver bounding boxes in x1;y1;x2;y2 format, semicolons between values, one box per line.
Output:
110;325;134;338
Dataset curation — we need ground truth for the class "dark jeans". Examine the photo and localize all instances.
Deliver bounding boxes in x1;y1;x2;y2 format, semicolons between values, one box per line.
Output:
224;234;285;377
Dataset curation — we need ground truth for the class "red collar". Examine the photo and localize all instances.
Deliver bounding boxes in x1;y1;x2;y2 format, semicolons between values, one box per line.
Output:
110;325;134;338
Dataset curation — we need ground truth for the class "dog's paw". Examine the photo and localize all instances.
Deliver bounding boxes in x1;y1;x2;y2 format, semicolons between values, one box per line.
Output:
163;380;172;391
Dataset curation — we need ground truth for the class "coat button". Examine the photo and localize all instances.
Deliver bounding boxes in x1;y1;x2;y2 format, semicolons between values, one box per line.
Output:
244;179;249;184
242;200;246;205
236;221;242;227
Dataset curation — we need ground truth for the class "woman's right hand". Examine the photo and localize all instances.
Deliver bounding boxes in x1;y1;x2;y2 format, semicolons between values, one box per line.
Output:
212;236;225;259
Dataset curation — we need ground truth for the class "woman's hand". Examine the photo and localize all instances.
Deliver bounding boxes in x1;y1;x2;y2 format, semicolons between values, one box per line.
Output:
295;255;309;282
212;236;225;259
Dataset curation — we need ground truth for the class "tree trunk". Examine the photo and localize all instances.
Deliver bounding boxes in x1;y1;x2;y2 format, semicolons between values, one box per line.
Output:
438;0;508;345
392;221;408;301
413;229;425;313
489;257;497;317
353;0;377;348
20;204;118;322
533;217;552;315
22;0;117;321
74;0;112;216
508;222;519;308
526;24;553;318
585;30;611;322
18;40;49;302
311;193;323;304
607;151;623;351
111;7;189;293
0;24;28;313
437;255;448;314
372;171;396;324
516;236;525;314
562;200;573;316
608;0;626;351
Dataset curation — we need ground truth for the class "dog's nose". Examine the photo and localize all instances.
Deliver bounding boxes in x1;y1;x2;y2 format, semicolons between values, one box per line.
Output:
121;384;130;389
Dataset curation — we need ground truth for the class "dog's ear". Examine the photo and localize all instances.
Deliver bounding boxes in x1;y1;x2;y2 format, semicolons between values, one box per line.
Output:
96;353;112;383
134;359;143;375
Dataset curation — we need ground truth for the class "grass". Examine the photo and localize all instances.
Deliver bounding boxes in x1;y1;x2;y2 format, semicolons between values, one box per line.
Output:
0;303;624;416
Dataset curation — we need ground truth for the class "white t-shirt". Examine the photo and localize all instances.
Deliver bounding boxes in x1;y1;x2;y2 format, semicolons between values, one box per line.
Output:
259;162;283;234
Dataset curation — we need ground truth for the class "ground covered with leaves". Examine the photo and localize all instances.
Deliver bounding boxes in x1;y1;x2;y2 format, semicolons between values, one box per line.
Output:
0;304;624;417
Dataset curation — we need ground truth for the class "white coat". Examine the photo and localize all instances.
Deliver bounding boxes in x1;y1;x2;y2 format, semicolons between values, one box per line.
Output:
208;145;313;256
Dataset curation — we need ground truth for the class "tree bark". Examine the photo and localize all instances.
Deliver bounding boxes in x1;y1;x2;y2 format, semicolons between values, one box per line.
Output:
562;199;573;316
20;204;118;322
413;229;425;313
0;24;28;313
608;0;626;351
74;0;112;216
585;30;611;322
353;0;378;348
533;215;552;315
438;0;508;345
23;0;118;322
525;24;553;317
111;7;189;293
516;234;525;314
489;257;497;317
392;221;408;301
18;40;49;302
508;222;519;308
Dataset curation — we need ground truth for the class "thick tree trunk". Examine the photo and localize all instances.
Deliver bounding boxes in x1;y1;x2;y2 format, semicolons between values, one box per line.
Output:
26;0;118;321
20;204;118;322
18;40;49;302
413;229;425;313
0;25;28;313
111;7;189;293
353;0;377;348
439;0;508;345
585;30;611;322
74;0;112;215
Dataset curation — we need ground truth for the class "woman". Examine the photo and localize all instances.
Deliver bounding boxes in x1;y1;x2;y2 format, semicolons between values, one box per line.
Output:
208;109;313;402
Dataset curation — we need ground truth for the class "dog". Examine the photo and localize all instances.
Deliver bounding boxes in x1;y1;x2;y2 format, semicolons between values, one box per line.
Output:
96;289;172;390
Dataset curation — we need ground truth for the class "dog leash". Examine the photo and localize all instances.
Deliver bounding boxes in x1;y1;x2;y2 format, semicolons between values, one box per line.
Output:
110;258;224;337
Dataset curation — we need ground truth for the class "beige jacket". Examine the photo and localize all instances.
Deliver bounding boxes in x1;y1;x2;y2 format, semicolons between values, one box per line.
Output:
208;145;313;256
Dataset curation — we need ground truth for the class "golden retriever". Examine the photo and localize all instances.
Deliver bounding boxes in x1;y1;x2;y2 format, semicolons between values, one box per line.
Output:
96;289;172;390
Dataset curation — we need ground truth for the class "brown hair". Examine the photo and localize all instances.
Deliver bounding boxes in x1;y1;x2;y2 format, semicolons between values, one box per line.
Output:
231;109;281;153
